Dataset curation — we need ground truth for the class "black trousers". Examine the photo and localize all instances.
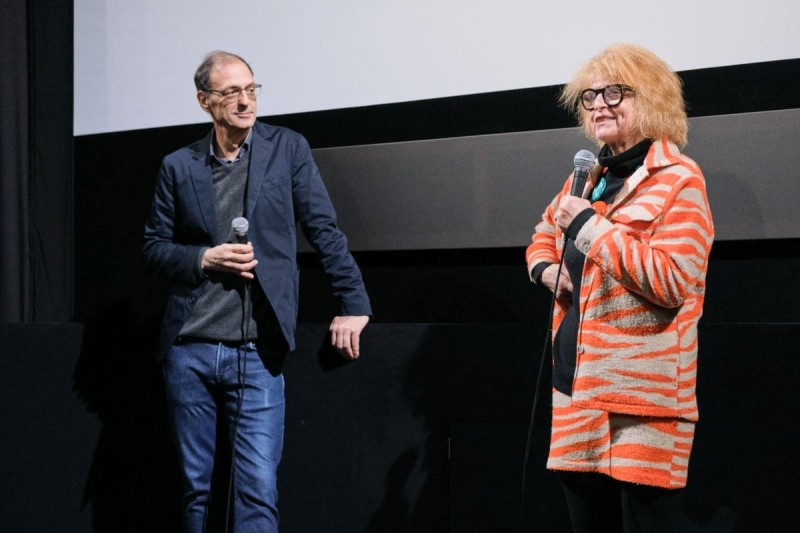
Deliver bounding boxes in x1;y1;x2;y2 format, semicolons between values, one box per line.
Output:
558;471;683;533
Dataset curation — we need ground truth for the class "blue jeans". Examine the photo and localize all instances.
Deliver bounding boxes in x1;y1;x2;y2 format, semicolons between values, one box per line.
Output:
163;340;285;533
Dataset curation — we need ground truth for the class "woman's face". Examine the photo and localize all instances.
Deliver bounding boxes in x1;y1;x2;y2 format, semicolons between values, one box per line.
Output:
587;78;642;154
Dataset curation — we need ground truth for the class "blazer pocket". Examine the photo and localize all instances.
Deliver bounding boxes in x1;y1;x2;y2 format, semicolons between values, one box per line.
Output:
258;182;294;228
610;204;660;236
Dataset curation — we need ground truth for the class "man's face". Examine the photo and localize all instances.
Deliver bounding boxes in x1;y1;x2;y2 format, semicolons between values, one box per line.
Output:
197;59;257;132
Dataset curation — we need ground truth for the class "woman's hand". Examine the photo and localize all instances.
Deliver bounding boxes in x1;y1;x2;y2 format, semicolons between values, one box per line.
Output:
554;196;592;233
540;263;573;302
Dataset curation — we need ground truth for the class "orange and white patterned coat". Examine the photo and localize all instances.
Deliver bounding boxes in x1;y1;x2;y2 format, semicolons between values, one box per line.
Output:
527;138;714;422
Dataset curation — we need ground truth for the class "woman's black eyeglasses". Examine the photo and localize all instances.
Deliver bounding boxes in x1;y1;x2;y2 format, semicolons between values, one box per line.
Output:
580;84;635;111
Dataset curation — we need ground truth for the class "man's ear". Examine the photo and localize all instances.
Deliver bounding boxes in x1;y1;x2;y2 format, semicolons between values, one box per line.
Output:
197;91;210;112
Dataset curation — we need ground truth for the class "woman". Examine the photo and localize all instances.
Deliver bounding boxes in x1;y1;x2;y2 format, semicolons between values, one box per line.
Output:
526;44;714;532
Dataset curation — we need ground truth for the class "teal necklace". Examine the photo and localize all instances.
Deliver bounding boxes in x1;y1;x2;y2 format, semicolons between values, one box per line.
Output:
591;176;607;202
592;140;652;203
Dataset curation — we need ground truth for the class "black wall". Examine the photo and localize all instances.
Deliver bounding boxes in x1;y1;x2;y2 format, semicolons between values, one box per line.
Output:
3;320;799;532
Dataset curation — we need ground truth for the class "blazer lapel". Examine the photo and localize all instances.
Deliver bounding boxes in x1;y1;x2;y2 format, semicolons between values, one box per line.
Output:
605;143;659;216
189;131;219;241
245;123;276;221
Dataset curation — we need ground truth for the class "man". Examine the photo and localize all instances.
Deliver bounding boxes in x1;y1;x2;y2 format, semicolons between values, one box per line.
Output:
143;50;371;532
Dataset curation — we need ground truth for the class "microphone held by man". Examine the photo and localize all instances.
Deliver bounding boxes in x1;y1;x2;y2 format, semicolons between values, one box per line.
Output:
232;216;249;244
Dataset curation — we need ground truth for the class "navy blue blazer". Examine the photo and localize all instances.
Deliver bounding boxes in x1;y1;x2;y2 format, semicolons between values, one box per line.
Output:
143;121;371;359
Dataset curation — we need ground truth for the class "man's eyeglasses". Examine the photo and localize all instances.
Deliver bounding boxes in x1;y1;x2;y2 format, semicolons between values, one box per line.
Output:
204;83;262;102
579;84;635;111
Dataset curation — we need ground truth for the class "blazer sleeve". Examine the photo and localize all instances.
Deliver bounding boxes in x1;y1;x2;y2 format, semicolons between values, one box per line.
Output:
142;157;208;286
290;135;372;317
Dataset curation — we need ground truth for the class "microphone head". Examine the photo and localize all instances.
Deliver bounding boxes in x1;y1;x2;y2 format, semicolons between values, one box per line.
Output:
231;217;249;237
574;150;596;172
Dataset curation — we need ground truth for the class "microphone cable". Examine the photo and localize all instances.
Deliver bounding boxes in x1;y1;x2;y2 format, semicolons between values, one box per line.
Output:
519;240;568;529
225;276;251;533
521;152;594;528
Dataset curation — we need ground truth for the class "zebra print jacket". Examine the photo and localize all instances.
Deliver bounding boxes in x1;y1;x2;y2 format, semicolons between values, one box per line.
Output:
527;138;714;421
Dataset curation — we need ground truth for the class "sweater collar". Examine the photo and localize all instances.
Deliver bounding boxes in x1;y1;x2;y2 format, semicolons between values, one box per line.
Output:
598;139;652;179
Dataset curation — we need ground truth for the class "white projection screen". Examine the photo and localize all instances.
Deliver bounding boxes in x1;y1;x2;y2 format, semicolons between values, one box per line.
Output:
74;0;800;136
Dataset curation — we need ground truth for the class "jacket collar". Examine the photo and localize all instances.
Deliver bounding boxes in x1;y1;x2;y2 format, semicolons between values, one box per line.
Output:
188;129;218;240
186;122;279;238
605;137;682;212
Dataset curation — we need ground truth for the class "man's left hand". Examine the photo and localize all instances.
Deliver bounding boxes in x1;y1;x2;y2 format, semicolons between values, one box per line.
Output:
329;315;370;360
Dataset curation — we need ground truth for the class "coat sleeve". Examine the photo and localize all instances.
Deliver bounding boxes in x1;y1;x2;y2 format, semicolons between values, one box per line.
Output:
526;178;571;281
142;158;207;286
575;169;714;308
290;135;372;317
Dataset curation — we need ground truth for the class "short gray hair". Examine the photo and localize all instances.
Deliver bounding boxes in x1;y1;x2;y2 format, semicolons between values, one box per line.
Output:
194;50;254;91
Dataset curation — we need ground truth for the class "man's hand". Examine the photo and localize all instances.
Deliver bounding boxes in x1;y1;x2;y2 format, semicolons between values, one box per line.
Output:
330;315;370;360
201;242;258;279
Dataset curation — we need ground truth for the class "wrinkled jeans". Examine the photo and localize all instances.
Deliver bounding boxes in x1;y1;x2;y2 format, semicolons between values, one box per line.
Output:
163;340;285;533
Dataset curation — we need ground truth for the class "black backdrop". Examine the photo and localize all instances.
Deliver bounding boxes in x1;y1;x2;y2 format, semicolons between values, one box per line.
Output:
3;319;800;532
0;0;73;323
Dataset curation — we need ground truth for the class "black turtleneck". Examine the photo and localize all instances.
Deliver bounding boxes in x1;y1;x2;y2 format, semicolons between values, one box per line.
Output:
549;139;652;396
592;139;652;204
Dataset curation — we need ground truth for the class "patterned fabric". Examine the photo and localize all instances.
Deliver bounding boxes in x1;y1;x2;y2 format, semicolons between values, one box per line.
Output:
526;138;714;488
550;390;695;488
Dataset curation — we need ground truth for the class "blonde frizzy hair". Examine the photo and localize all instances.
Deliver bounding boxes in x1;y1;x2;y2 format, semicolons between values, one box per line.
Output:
559;43;688;147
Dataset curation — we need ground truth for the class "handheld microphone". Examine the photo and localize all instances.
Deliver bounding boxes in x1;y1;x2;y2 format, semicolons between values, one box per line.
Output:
570;150;596;197
231;217;249;244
